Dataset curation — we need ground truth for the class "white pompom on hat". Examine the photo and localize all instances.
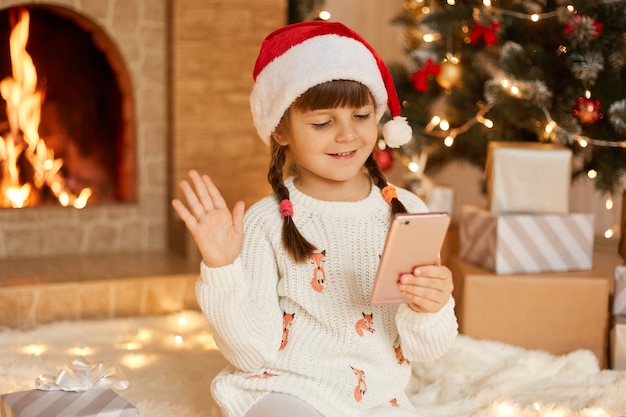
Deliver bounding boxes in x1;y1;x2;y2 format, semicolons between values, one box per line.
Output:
250;21;412;148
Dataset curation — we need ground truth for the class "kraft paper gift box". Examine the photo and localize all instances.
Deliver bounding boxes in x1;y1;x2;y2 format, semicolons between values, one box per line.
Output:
459;205;594;274
485;141;572;214
0;389;138;417
450;257;610;367
613;266;626;316
610;316;626;370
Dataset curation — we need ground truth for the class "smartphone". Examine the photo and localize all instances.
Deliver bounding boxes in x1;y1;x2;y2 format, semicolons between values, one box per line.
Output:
370;212;451;305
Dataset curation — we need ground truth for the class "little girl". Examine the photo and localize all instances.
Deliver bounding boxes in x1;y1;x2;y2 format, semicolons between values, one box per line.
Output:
172;21;458;417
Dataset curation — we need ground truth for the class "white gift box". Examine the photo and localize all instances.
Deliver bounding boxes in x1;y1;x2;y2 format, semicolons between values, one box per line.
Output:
459;205;594;274
610;316;626;370
613;266;626;316
485;142;572;214
426;185;455;215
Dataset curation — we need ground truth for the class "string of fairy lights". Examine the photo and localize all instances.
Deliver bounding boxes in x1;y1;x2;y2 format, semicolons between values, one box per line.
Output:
401;0;625;240
307;0;625;241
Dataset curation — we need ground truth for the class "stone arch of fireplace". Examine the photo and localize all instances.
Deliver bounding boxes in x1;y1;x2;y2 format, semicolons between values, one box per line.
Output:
0;4;136;206
0;0;167;260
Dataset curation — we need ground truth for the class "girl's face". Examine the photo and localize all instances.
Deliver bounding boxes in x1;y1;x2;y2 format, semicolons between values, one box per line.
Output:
274;102;379;193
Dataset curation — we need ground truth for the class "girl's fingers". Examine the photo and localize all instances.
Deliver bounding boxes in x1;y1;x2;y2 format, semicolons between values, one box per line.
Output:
201;174;228;210
188;170;216;213
171;198;197;228
179;179;206;220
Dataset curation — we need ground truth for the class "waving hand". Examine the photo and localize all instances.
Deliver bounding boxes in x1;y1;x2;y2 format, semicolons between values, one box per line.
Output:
171;170;245;267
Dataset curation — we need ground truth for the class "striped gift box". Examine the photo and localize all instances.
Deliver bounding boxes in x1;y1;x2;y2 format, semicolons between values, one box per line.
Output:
613;266;626;316
1;389;137;417
459;206;594;274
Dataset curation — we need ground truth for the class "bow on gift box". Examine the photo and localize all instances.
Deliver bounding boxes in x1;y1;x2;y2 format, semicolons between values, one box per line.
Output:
35;357;130;392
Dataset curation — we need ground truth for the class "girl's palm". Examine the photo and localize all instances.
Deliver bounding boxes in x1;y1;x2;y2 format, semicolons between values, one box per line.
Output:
172;170;245;267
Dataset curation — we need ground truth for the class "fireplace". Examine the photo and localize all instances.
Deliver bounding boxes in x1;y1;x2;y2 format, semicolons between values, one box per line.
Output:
0;0;283;327
0;0;165;259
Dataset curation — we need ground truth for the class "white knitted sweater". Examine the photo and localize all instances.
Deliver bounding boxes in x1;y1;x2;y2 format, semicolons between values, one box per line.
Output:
196;177;458;417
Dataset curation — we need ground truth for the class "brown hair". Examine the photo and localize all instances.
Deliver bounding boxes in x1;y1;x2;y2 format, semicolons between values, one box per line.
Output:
267;80;408;263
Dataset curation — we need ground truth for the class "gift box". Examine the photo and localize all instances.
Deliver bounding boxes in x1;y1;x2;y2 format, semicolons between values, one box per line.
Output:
485;141;572;214
450;257;610;367
1;358;137;417
610;316;626;370
613;266;626;316
0;389;138;417
425;185;455;215
459;205;594;274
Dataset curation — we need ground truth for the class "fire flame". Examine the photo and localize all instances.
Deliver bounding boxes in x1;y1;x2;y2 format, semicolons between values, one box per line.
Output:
0;9;91;208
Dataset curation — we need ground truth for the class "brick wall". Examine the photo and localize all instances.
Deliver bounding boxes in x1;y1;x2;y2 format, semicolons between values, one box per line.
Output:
170;0;285;259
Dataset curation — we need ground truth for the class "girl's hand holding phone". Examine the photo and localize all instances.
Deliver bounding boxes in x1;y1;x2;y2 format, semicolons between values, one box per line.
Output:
399;264;454;313
172;170;245;267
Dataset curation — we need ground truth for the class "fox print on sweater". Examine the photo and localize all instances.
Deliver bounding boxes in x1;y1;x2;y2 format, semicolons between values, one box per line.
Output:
195;177;458;417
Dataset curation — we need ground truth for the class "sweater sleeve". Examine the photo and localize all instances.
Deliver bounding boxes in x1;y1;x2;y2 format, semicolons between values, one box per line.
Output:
195;221;284;371
394;296;458;362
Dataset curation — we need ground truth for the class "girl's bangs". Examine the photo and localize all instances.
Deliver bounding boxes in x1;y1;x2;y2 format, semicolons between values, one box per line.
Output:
293;80;373;111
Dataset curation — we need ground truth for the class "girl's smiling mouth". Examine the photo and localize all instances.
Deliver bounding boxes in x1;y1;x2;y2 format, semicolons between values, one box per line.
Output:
329;150;357;158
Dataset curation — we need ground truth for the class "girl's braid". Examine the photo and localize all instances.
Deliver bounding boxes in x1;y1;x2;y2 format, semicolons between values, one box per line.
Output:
268;140;317;263
364;153;408;215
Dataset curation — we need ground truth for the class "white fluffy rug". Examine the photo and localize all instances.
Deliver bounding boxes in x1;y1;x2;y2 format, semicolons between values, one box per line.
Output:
1;311;625;417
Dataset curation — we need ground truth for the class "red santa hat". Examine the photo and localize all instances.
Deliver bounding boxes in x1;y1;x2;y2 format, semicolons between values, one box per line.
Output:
250;21;412;148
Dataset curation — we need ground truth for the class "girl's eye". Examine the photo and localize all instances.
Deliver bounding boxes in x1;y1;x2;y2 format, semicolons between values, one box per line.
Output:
355;113;371;120
312;121;331;129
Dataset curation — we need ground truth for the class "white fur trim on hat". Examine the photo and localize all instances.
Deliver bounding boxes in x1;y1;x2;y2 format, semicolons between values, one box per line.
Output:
382;116;413;148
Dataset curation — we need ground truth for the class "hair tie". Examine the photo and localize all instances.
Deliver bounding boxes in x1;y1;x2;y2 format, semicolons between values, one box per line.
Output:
381;186;398;205
280;199;294;219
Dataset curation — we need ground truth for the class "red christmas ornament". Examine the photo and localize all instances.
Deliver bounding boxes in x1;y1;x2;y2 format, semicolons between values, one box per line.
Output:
374;148;394;172
572;96;603;125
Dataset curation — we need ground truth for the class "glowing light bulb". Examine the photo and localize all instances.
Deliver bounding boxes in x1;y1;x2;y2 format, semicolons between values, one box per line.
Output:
439;120;450;131
578;138;588;147
606;197;613;210
23;344;47;356
531;14;539;22
408;161;419;172
483;0;492;6
59;192;69;207
318;10;331;20
67;346;95;356
478;116;494;128
544;121;557;134
587;169;598;179
444;135;454;147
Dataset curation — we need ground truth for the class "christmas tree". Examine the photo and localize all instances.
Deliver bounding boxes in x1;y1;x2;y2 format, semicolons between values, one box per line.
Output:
389;0;626;197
